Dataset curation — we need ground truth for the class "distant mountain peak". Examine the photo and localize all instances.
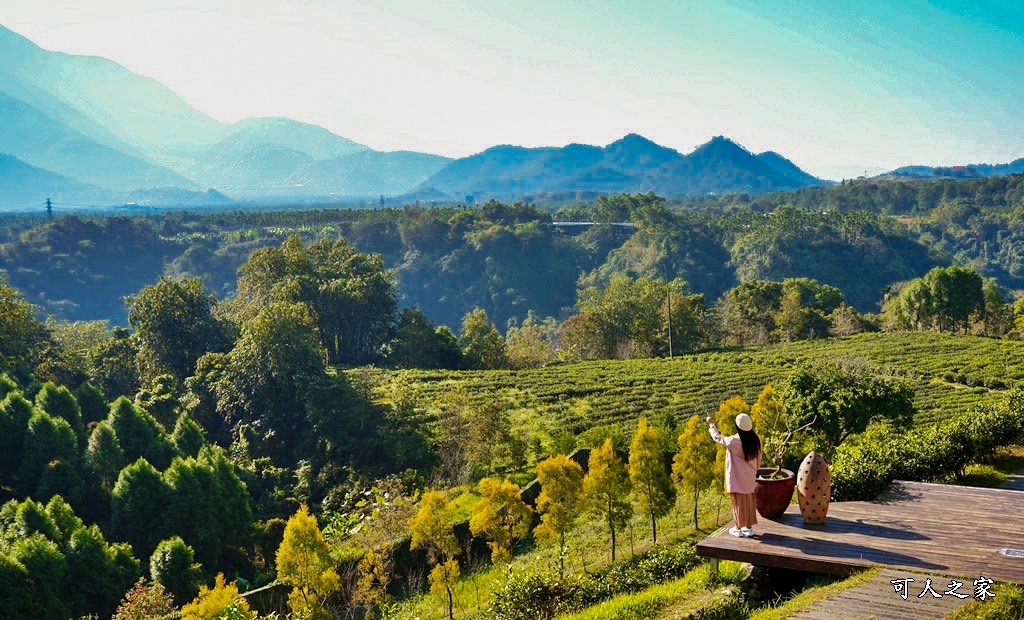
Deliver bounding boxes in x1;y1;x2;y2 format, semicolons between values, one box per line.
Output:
420;133;823;197
694;135;749;154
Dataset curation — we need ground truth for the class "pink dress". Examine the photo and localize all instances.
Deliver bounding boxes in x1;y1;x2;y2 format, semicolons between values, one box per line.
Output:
709;424;761;494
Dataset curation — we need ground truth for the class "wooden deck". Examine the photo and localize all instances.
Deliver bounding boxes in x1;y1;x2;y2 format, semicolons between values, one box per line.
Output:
787;568;972;620
696;481;1024;584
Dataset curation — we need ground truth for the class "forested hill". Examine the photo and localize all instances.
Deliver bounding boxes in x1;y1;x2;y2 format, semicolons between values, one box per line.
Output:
1;174;1022;329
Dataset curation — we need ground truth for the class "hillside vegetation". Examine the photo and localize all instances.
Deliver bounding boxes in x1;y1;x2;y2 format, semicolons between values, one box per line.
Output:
375;332;1022;434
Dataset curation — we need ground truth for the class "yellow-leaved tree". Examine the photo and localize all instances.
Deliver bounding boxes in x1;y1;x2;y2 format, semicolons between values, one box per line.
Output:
276;505;340;620
534;454;584;578
409;489;461;620
629;416;676;544
469;477;533;564
180;574;253;620
672;416;716;528
582;438;632;562
353;547;392;620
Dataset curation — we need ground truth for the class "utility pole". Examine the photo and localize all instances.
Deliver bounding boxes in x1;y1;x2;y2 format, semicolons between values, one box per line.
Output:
667;288;673;359
45;197;53;221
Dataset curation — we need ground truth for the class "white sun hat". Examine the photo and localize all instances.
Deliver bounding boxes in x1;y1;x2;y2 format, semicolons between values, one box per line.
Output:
736;413;753;432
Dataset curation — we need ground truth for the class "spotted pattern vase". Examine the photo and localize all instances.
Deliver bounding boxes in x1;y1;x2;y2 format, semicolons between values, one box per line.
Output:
797;451;830;525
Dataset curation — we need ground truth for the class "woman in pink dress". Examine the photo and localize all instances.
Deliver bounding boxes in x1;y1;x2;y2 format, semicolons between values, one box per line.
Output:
706;413;762;537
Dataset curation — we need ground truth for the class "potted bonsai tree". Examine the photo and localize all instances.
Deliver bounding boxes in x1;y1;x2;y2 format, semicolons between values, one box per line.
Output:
750;385;816;519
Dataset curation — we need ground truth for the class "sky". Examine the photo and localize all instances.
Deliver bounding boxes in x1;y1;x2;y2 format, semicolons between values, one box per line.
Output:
4;0;1023;179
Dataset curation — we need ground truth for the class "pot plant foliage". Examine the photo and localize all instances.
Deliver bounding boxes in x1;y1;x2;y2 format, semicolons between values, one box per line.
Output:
750;383;816;479
778;360;915;461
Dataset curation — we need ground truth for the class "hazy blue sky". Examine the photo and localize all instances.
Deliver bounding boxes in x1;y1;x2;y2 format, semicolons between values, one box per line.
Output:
6;0;1023;179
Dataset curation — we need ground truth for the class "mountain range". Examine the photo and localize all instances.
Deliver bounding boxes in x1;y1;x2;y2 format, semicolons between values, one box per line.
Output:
0;23;834;208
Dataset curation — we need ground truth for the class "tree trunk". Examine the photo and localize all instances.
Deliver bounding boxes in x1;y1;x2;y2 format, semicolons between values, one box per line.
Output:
559;531;565;579
651;510;658;545
692;488;700;529
629;520;635;556
447;585;454;620
607;496;616;562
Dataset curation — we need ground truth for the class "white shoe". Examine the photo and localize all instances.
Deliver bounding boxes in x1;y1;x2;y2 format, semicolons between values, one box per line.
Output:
729;527;742;537
741;527;754;537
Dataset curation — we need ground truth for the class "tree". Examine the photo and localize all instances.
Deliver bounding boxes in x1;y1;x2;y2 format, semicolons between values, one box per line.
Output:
505;316;555;369
409;490;461;619
135;374;180;430
829;303;864;337
672;416;715;528
90;328;142;399
18;411;77;497
927;266;984;332
718;280;784;345
111;459;172;559
111;579;177;620
73;382;108;424
85;421;126;494
469;477;533;564
235;235;397;365
979;278;1011;336
65;524;141;618
353;547;392;619
389;307;463;369
127;277;234;381
582;438;632;561
0;280;52;382
164;448;252;569
0;392;34;482
276;505;340;620
150;536;202;605
463;400;515;477
180;573;255;620
628;417;676;544
171;413;207;458
775;288;813;341
206;301;326;462
883;266;984;333
107;397;176;470
35;382;85;443
781;361;915;455
460;308;507;369
576;275;713;358
750;383;816;477
533;455;584;577
430;559;461;620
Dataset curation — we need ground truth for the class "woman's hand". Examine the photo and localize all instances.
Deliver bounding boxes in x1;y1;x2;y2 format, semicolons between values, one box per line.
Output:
705;416;714;425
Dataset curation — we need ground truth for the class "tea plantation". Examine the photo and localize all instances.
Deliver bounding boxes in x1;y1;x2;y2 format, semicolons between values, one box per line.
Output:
367;332;1024;432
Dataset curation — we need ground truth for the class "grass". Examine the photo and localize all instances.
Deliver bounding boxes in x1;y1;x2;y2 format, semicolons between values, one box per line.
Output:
958;447;1024;488
746;568;879;620
945;583;1024;619
390;490;733;619
554;561;747;620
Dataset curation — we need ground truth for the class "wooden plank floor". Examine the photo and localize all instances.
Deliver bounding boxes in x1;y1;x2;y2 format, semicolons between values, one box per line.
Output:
696;481;1024;584
788;568;972;620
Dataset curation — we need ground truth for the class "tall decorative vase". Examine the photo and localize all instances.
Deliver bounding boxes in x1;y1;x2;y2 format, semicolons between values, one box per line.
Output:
796;451;830;524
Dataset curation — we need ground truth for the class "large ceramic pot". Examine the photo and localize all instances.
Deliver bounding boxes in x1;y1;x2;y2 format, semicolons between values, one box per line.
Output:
797;451;831;524
754;467;796;519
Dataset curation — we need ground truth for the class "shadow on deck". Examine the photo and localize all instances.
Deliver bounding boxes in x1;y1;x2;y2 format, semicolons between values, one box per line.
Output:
696;481;1024;584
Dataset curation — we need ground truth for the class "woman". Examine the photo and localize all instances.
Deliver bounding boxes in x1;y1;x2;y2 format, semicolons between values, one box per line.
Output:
706;413;762;537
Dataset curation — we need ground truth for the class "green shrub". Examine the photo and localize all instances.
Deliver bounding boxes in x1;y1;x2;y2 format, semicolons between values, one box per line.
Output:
493;544;701;619
832;389;1024;501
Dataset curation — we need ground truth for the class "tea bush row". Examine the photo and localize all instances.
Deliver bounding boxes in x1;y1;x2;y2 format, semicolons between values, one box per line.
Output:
831;389;1024;501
